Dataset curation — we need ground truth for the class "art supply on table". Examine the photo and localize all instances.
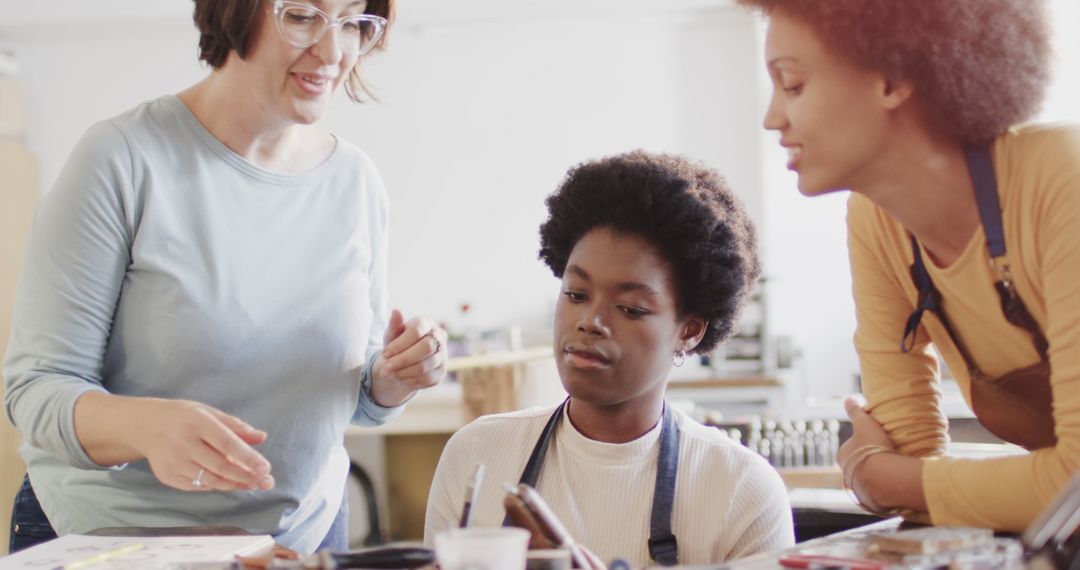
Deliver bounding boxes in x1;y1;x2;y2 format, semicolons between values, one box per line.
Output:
873;538;1023;569
459;463;485;528
503;483;603;570
234;543;434;569
320;544;435;569
0;534;274;570
869;526;994;556
525;548;572;570
503;483;558;550
780;523;1022;570
62;543;145;570
779;553;889;570
1024;470;1080;570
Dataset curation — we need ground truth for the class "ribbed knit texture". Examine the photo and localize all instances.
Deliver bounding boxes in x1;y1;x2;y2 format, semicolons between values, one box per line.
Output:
424;404;793;567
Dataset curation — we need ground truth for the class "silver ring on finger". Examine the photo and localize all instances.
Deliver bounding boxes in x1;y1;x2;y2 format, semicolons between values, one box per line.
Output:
192;468;205;489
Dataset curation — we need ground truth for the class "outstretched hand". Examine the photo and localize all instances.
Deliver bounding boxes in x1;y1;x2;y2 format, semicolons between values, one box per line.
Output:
131;398;274;493
75;392;274;493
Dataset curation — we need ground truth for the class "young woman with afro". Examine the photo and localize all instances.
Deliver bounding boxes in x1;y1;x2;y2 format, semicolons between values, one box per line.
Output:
424;151;793;567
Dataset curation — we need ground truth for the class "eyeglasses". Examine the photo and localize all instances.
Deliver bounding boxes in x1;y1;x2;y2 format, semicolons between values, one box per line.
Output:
270;1;388;56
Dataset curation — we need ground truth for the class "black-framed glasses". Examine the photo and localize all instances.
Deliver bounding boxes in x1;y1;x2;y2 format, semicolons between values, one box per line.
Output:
270;0;387;56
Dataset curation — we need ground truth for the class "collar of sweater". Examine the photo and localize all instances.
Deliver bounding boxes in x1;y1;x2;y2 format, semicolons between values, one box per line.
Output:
555;407;669;466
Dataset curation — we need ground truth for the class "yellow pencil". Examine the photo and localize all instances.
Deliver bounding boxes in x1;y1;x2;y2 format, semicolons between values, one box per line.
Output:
63;543;145;570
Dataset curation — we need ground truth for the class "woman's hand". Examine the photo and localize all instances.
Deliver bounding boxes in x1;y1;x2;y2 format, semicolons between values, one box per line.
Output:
133;398;275;492
75;392;274;492
370;309;448;407
837;395;927;513
837;395;895;466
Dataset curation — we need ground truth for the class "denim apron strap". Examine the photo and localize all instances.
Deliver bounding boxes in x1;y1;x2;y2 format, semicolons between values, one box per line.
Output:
963;146;1049;357
501;398;571;528
902;147;999;372
503;398;682;566
964;146;1006;258
647;403;681;566
902;145;1048;362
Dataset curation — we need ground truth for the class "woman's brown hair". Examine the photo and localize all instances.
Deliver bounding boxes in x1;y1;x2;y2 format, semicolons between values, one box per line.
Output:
191;0;394;102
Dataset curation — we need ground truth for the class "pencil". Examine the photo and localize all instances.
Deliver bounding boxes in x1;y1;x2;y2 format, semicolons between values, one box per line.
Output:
62;542;145;570
459;463;485;528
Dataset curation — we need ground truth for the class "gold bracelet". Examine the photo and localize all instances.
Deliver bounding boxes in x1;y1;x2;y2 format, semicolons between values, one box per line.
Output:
841;445;901;517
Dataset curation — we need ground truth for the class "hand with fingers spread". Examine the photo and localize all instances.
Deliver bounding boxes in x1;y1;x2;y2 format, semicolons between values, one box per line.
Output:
370;309;448;407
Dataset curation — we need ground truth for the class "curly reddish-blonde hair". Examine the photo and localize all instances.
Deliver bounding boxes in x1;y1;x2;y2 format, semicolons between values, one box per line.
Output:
737;0;1052;144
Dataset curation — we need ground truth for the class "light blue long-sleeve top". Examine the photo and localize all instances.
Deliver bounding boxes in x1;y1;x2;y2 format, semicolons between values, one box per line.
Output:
3;95;402;553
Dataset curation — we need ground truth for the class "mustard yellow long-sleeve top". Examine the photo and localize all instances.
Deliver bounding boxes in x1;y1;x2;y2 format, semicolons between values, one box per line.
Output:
847;124;1080;531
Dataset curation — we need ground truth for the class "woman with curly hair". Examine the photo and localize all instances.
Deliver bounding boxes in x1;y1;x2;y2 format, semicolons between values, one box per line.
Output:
738;0;1076;530
424;151;793;567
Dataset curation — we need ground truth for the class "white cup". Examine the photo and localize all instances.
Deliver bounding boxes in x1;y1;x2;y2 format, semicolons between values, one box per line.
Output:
434;527;531;570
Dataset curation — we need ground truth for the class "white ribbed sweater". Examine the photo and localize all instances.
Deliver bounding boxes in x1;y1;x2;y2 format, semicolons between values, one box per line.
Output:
424;404;794;568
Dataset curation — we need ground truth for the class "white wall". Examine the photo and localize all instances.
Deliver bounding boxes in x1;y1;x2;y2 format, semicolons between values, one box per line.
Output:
0;5;761;339
1041;0;1080;123
9;21;206;179
333;10;762;333
746;12;861;403
2;0;1076;408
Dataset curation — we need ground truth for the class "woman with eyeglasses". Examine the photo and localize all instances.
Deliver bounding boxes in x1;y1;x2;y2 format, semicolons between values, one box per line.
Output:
738;0;1078;531
4;0;447;553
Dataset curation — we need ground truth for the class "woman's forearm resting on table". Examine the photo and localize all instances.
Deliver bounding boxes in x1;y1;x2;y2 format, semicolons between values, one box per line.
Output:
859;451;928;513
839;397;929;515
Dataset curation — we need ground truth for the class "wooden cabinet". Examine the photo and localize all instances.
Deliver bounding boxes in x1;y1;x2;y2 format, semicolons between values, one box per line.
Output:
347;349;562;541
1;138;39;554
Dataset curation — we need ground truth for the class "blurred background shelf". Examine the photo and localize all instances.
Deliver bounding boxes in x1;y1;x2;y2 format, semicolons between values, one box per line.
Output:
0;67;38;555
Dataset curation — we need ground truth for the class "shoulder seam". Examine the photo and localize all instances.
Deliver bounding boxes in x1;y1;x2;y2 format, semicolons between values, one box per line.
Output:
100;120;137;253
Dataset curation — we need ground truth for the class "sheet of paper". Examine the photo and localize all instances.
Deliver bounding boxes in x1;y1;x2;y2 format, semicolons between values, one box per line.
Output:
0;533;275;569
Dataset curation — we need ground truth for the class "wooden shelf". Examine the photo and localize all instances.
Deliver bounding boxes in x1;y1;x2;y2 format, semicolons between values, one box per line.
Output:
778;466;843;490
446;346;552;372
667;375;782;389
